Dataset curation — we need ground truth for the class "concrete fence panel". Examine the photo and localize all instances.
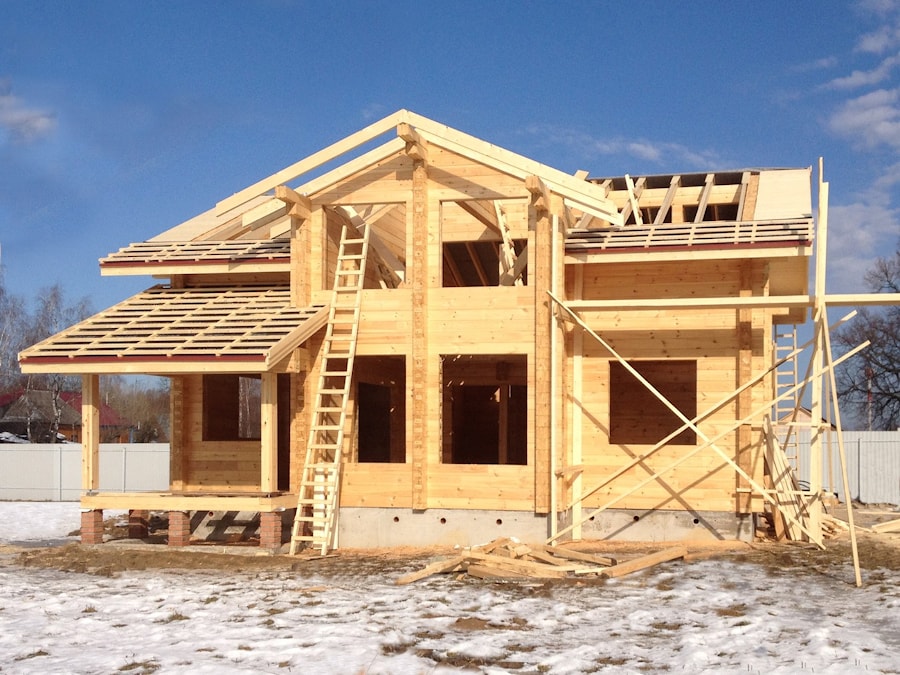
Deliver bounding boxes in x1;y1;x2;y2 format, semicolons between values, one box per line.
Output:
0;444;169;501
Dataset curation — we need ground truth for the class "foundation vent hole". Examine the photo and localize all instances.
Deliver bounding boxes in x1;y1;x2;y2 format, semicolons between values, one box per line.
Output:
439;517;447;525
495;519;503;526
393;516;400;523
633;515;640;522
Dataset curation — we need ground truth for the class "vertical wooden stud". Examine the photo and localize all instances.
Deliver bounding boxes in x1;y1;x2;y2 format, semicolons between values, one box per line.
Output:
169;376;185;491
736;261;753;513
260;372;278;493
410;161;429;509
531;182;552;513
81;374;100;492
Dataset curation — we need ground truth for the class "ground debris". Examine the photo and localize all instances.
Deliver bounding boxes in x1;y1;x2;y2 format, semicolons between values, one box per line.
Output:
395;539;691;584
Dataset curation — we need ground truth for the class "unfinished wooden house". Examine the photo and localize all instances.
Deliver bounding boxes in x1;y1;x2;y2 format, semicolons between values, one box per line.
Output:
19;110;884;554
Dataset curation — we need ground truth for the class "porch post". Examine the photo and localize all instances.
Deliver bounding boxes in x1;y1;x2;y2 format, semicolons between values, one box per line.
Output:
260;372;278;493
81;374;100;492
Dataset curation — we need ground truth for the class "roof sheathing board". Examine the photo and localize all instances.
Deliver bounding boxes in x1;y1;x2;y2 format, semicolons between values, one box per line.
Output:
19;285;328;374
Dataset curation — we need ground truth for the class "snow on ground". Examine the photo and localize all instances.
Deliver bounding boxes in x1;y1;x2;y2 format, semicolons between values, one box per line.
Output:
1;502;899;674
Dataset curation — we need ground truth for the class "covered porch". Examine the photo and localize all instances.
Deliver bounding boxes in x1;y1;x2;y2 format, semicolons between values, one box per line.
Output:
18;284;329;549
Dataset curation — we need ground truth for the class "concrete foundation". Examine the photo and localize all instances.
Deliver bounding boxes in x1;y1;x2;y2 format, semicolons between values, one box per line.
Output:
559;508;756;543
338;508;550;548
337;507;755;548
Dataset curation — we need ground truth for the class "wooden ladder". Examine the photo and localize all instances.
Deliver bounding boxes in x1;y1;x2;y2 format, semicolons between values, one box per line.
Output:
289;224;370;555
773;326;800;471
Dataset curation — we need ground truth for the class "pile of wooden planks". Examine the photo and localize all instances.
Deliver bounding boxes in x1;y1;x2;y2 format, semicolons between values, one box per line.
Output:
396;538;687;585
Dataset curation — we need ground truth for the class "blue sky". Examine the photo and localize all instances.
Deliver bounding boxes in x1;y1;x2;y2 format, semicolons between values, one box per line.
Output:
1;1;899;314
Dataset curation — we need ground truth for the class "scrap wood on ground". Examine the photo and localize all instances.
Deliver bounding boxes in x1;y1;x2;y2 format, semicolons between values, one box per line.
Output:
395;537;689;584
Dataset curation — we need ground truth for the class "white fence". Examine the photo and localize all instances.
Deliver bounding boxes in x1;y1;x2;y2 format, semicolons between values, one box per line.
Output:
796;431;900;505
0;444;169;501
1;435;897;506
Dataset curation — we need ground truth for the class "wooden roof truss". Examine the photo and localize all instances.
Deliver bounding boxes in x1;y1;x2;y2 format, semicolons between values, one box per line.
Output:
565;169;813;256
19;285;328;374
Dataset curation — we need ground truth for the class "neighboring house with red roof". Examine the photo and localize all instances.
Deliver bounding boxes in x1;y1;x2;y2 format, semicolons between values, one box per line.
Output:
0;389;129;443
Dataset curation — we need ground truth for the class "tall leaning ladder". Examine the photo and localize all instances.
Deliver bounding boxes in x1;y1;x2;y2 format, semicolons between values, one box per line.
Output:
290;224;370;555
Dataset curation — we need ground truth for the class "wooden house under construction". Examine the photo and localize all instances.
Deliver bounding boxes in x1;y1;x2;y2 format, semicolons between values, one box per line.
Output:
20;110;883;553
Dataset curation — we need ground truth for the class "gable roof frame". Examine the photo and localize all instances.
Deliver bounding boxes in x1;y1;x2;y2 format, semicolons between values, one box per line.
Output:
215;109;624;227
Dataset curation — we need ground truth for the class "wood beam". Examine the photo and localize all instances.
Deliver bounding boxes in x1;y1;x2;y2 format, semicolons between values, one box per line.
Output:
217;109;408;215
81;374;100;493
694;173;715;223
398;122;428;163
275;185;312;220
653;175;681;226
335;206;405;285
464;241;490;286
526;175;551;215
625;174;643;226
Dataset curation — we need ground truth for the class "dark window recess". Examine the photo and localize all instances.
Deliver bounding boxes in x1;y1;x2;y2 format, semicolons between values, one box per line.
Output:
202;374;261;441
442;355;527;465
356;356;406;463
442;240;527;287
358;383;394;462
609;360;697;445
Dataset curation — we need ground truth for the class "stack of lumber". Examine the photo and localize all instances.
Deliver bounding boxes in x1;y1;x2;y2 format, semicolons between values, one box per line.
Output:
396;538;687;585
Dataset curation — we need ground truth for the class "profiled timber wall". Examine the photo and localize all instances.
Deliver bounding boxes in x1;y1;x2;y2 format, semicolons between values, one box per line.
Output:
0;444;169;501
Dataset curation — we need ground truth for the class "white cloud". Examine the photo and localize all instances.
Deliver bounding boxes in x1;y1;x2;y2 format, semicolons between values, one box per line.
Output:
0;80;56;144
523;124;723;171
824;53;900;89
826;166;900;292
828;88;900;148
791;56;839;73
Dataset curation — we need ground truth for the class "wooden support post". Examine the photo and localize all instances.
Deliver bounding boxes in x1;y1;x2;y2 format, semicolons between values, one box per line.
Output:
309;206;326;300
529;175;552;513
81;374;100;493
571;266;585;539
290;210;311;307
169;376;185;491
736;261;753;513
260;372;278;494
410;160;429;510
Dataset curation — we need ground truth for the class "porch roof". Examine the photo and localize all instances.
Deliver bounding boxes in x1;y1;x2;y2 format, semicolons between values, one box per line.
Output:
19;285;327;374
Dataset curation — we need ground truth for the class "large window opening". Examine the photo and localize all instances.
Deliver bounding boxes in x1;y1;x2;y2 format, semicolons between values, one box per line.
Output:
609;360;697;445
355;356;406;463
441;355;527;464
202;375;261;441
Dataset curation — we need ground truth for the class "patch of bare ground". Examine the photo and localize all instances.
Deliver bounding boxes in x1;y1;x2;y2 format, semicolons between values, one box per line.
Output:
4;502;899;579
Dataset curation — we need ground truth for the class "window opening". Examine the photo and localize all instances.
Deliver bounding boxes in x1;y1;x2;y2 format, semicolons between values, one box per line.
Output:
356;356;406;463
441;355;527;464
202;375;261;441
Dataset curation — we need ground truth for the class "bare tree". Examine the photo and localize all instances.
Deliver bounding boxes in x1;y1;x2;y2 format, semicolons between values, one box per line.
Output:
835;247;900;430
0;272;26;393
20;284;93;441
